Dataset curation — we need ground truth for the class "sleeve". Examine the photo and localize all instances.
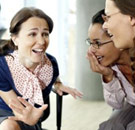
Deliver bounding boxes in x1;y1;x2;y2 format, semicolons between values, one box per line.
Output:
102;76;126;109
42;53;59;99
0;58;12;91
46;53;59;81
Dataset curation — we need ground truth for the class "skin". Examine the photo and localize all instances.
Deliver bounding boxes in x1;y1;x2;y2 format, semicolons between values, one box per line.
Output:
12;16;83;98
103;0;135;49
12;17;50;71
0;16;83;130
0;89;48;130
0;17;50;129
87;23;122;82
88;23;121;66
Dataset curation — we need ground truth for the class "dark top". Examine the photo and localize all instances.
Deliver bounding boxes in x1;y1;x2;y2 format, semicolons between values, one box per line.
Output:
0;52;59;112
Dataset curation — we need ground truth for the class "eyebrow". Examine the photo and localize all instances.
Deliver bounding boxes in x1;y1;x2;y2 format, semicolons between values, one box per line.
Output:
28;28;49;31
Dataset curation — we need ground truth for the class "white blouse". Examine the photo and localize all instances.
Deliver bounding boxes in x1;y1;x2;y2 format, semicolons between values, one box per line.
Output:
102;65;135;109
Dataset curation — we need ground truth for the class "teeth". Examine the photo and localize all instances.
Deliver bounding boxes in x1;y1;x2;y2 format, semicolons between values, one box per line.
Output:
32;48;44;54
33;49;43;52
109;34;113;37
96;56;103;61
107;31;113;37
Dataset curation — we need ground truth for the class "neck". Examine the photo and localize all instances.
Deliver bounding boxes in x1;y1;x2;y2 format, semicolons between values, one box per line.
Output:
116;49;131;66
19;57;38;72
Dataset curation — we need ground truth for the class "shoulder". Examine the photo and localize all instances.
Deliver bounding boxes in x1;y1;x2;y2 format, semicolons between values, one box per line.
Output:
0;56;13;91
46;53;59;76
46;53;57;61
46;53;58;67
0;52;14;68
0;56;11;77
0;55;7;68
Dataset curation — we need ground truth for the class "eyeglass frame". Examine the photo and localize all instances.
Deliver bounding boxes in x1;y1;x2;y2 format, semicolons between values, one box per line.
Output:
102;11;120;22
85;38;113;49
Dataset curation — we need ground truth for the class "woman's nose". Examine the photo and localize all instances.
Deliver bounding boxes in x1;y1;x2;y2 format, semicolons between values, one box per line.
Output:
37;35;45;45
103;21;107;30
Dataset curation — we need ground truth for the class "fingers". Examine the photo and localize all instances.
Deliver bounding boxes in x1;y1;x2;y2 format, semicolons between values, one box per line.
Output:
87;51;106;74
9;103;23;115
9;97;31;114
9;97;25;114
70;88;83;99
55;83;83;99
75;89;83;97
39;104;48;111
8;116;19;121
57;90;63;96
62;86;83;99
17;97;31;107
88;52;100;71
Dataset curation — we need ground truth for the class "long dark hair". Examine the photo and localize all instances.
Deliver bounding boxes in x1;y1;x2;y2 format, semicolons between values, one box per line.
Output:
0;39;14;56
0;7;53;55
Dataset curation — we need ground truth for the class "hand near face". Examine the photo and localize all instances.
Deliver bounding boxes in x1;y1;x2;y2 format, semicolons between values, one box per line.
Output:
54;82;83;99
86;47;114;82
8;97;48;126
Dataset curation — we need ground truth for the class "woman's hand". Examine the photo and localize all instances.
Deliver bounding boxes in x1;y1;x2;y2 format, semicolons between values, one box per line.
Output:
86;47;114;82
8;97;48;126
54;83;83;99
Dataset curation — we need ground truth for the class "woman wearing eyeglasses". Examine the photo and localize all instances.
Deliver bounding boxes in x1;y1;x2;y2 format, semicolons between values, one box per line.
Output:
103;0;135;50
86;9;135;130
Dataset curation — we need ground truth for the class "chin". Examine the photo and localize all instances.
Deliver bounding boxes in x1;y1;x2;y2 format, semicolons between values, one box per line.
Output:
101;59;113;67
100;62;108;67
113;41;123;49
114;39;133;49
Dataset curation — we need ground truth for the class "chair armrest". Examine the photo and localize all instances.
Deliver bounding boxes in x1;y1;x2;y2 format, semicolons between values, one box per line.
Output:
51;88;68;130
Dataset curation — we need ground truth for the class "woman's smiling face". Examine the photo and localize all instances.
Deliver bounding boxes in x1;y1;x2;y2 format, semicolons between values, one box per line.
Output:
12;17;50;69
88;23;121;66
103;0;135;49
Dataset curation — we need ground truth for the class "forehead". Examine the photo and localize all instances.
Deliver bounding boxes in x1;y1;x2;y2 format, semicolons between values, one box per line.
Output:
89;24;103;34
88;24;107;39
105;0;120;14
21;17;49;30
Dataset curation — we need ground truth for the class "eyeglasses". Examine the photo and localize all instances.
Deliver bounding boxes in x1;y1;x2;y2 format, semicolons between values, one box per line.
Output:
102;11;120;22
85;38;112;49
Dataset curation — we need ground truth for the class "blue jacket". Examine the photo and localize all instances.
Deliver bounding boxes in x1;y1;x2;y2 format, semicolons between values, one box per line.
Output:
0;53;59;111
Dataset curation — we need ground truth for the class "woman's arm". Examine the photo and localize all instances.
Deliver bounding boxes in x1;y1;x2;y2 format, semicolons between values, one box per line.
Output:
54;77;83;99
0;90;47;125
102;76;126;109
0;90;19;106
86;49;126;109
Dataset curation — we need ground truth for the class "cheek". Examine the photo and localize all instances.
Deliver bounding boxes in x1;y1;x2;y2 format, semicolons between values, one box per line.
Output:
45;39;49;48
108;51;120;63
17;41;32;52
115;27;134;49
101;49;120;66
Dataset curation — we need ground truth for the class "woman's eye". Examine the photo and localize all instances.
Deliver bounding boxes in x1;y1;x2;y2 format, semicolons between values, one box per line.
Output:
29;33;37;37
95;41;101;45
42;32;49;37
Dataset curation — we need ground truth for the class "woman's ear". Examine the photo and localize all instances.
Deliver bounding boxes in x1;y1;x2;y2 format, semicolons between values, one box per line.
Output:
11;36;18;46
130;16;135;26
